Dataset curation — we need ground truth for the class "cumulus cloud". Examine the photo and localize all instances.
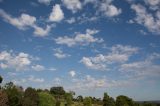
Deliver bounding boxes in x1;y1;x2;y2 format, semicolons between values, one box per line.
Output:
0;9;51;37
0;51;31;71
80;45;138;70
0;50;46;71
62;0;82;13
69;70;76;77
99;0;122;17
38;0;52;5
55;29;103;47
49;4;64;22
131;3;160;34
53;48;70;59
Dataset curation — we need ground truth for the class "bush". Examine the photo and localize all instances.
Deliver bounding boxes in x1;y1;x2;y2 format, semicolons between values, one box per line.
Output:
38;92;56;106
83;97;92;106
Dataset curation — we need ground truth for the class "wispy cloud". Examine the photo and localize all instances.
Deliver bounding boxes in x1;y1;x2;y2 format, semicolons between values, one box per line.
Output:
81;44;139;71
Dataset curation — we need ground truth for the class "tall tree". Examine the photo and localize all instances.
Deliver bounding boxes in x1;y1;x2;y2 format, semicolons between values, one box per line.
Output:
22;87;39;106
4;82;23;106
103;92;115;106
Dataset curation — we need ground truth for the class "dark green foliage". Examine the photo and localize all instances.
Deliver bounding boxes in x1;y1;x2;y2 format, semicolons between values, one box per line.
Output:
103;92;115;106
38;92;56;106
83;97;92;106
50;86;65;95
77;95;83;102
116;95;134;106
4;82;23;106
0;75;2;84
22;87;39;106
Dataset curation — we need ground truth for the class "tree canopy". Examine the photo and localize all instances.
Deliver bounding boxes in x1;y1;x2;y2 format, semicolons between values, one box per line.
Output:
38;92;56;106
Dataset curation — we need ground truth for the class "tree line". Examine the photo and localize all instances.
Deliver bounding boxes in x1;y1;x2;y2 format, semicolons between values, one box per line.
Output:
0;75;159;106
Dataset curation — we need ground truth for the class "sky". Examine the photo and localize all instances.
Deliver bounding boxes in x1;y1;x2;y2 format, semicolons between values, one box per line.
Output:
0;0;160;101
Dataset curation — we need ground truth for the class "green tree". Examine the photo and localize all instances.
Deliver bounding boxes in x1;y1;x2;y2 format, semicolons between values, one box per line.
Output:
103;92;115;106
50;86;65;101
116;95;134;106
50;86;65;96
38;92;56;106
22;87;39;106
77;95;83;102
83;97;92;106
65;92;73;105
4;82;23;106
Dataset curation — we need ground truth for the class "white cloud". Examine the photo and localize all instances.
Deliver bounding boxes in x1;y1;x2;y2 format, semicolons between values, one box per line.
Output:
80;56;107;70
53;48;70;59
62;0;82;13
0;51;31;71
80;45;138;70
49;4;64;22
66;17;76;24
0;9;36;30
33;25;51;37
12;79;27;85
55;29;103;47
28;75;44;83
67;75;134;91
0;51;44;71
120;53;160;78
144;0;160;10
131;3;160;34
0;9;51;37
38;0;52;5
99;0;122;17
32;64;45;71
69;70;76;77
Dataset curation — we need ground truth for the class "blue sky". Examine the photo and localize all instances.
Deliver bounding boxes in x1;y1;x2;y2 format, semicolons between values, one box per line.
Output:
0;0;160;101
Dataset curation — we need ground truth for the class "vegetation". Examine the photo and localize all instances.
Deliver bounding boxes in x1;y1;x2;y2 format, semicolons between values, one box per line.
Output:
38;92;56;106
0;75;159;106
83;97;92;106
